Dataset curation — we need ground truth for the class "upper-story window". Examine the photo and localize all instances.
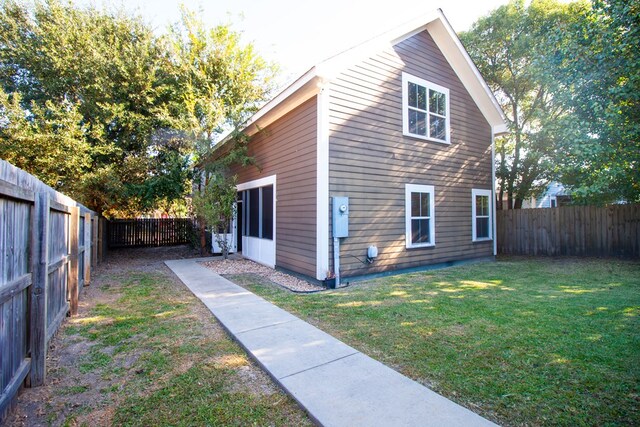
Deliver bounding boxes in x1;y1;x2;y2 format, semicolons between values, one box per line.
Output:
402;72;450;144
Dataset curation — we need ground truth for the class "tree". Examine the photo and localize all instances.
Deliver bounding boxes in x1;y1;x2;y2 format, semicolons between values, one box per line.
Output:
0;88;91;196
541;0;639;203
165;8;277;153
192;174;237;258
164;9;275;252
0;0;276;217
192;133;256;257
461;0;578;209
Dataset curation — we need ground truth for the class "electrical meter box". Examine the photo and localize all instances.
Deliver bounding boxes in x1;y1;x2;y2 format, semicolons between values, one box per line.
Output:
332;196;349;238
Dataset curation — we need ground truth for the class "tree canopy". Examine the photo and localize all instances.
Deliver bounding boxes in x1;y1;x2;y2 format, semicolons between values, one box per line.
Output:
541;0;639;203
462;0;639;207
0;0;276;217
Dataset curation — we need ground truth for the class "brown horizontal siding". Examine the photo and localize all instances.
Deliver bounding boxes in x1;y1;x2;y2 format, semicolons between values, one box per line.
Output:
232;97;318;277
328;28;493;278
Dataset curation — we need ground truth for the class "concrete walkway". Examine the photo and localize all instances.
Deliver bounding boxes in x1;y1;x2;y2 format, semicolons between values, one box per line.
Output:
165;258;498;427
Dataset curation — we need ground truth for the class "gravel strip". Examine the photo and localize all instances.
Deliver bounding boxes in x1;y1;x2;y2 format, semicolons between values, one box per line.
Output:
201;259;325;293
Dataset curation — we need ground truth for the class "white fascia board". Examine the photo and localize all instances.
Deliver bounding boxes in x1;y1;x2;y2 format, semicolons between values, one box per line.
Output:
317;9;507;135
243;69;325;136
213;67;323;152
493;123;509;136
425;11;508;134
491;133;497;256
316;11;439;80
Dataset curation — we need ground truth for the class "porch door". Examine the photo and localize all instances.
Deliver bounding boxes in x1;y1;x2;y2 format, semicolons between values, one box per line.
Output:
239;177;275;267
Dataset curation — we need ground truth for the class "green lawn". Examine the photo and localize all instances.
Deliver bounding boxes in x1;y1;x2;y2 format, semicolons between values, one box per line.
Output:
60;269;313;426
231;257;640;426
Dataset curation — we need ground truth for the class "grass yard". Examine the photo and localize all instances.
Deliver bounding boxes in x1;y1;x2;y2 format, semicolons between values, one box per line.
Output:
6;247;312;427
232;257;640;426
70;271;311;426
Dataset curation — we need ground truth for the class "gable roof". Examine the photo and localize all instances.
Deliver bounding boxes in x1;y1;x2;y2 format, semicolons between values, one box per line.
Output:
222;9;507;146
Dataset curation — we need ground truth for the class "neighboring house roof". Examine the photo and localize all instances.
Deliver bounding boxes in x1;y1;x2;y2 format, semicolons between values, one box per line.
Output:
215;8;507;153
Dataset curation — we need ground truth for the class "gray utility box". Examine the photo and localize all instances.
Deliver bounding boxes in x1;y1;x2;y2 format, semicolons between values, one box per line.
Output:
332;197;349;238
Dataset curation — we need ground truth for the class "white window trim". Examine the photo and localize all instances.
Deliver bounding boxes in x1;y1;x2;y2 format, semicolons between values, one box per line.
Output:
236;175;277;268
405;184;435;248
401;72;451;144
472;188;492;242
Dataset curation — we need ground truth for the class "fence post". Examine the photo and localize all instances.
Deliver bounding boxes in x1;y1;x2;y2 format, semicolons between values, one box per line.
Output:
97;216;104;263
29;192;49;387
84;213;91;285
68;207;80;315
91;217;98;268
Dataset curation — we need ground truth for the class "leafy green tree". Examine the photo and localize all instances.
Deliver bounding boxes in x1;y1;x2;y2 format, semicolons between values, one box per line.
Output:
0;0;276;217
542;0;639;203
461;0;578;209
165;8;277;153
192;174;237;259
192;132;257;256
0;88;91;195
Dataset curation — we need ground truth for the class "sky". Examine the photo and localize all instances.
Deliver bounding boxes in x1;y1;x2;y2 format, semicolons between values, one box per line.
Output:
79;0;512;84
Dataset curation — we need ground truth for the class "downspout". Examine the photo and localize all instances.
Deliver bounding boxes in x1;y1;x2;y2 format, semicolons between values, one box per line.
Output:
333;237;341;286
492;130;497;257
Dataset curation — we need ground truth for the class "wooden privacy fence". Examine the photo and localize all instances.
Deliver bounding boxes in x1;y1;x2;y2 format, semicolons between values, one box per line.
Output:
107;218;194;248
497;204;640;257
0;160;105;422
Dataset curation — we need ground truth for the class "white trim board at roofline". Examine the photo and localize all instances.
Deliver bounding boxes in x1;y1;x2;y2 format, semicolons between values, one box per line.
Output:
210;8;508;159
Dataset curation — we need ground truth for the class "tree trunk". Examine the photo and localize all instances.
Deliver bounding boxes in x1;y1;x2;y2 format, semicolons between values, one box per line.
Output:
513;198;523;209
200;221;206;256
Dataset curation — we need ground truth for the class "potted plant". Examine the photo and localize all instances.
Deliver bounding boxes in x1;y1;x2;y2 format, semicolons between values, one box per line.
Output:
323;271;336;289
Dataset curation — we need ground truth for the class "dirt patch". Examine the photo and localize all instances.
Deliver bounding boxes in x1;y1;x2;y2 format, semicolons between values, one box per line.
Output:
5;245;309;426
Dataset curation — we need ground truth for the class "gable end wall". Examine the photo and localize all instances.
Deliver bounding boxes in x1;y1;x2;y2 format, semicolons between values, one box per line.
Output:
328;29;493;277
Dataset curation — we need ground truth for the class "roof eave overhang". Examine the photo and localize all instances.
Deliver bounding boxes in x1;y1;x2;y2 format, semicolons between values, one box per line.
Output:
212;8;508;159
209;68;325;159
425;10;508;135
243;68;326;137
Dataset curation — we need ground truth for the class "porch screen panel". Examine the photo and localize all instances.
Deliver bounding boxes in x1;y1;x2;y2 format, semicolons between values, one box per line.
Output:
261;185;273;240
248;188;260;237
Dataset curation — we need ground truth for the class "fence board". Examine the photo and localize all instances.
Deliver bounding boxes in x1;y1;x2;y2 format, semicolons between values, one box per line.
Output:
0;194;31;421
29;192;49;387
0;275;31;305
84;213;91;285
69;208;79;315
107;218;194;248
497;204;640;258
1;160;104;422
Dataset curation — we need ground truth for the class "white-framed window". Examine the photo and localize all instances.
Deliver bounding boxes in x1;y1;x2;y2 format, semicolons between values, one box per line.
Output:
472;189;492;241
405;184;435;248
402;72;450;144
